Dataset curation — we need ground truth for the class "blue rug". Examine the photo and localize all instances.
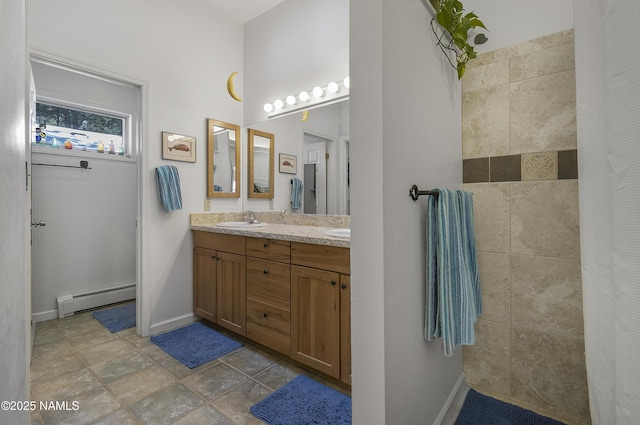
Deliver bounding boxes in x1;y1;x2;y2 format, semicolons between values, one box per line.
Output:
150;322;242;368
250;375;352;425
455;389;565;425
92;303;136;333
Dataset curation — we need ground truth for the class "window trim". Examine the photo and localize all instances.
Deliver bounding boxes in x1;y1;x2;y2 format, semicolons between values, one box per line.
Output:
34;96;135;160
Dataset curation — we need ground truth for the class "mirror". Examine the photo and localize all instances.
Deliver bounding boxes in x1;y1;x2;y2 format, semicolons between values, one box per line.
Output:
207;118;240;198
245;100;349;214
248;128;274;199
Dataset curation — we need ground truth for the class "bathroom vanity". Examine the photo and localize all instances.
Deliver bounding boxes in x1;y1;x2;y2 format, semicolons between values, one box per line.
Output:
190;213;351;386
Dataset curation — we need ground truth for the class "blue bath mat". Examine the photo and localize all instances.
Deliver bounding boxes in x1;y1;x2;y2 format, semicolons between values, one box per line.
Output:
250;375;352;425
150;322;242;369
92;303;136;332
455;389;565;425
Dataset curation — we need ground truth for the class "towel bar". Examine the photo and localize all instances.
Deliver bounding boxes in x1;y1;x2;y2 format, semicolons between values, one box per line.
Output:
409;184;438;200
32;160;91;170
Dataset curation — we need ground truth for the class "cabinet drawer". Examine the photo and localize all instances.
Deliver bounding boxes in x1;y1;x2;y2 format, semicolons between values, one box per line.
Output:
246;258;291;309
291;242;350;274
247;237;290;263
246;298;291;356
193;231;245;255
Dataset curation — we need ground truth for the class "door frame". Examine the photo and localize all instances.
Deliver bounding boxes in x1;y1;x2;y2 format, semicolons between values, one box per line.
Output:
29;49;150;336
302;130;336;214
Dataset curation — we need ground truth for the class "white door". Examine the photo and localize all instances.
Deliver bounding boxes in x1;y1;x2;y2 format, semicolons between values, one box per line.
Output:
303;134;329;214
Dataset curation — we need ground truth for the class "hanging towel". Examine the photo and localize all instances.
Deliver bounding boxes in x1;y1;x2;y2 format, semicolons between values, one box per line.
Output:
425;188;481;356
291;178;302;209
155;165;183;212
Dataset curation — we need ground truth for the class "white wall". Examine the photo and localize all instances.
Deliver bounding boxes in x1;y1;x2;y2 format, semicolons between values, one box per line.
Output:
30;0;244;333
463;0;573;53
0;0;30;423
243;0;349;125
351;0;463;423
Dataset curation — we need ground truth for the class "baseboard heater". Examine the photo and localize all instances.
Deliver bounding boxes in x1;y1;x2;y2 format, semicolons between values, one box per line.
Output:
56;283;136;319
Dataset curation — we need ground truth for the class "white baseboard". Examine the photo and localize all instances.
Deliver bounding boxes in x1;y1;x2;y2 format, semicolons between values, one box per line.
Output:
149;312;197;336
433;371;467;425
33;309;59;323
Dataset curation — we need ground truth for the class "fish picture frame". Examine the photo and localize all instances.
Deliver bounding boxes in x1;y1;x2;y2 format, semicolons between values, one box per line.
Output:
279;153;297;174
162;131;196;163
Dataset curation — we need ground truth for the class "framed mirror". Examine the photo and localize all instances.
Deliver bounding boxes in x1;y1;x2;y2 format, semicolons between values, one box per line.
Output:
248;128;274;199
207;118;240;198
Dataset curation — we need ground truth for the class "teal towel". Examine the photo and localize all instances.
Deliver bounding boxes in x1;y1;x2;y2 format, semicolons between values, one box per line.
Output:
425;189;481;356
155;165;182;212
291;178;302;209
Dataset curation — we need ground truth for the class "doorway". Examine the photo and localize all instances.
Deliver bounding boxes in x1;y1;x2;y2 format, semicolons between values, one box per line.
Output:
30;55;142;328
303;132;333;214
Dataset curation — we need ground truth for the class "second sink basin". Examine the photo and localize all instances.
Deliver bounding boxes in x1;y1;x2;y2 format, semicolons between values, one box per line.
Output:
324;228;351;239
215;221;268;229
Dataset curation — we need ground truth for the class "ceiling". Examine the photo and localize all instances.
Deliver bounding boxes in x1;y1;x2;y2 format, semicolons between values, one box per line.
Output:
201;0;285;24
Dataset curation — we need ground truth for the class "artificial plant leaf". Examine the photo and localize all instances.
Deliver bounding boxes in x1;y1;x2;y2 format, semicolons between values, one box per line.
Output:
437;10;452;30
465;43;476;55
443;0;455;13
469;19;487;30
453;29;467;49
460;16;471;33
457;62;466;79
474;33;488;45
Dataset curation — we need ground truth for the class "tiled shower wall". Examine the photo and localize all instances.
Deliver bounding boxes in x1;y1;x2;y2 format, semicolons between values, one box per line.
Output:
461;30;590;424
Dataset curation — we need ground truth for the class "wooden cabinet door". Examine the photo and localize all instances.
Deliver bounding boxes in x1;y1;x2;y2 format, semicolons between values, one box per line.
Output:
193;247;217;323
216;251;247;336
340;274;351;386
291;265;340;378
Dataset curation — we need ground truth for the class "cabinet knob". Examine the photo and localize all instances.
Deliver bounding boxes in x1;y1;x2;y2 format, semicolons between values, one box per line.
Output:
263;243;268;247
263;270;269;275
262;312;269;318
341;283;347;289
331;280;337;286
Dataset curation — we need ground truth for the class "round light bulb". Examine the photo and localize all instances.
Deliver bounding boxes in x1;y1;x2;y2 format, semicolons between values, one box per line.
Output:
286;95;297;105
312;86;324;98
263;103;274;113
274;99;284;109
327;82;339;93
299;91;310;102
343;76;350;88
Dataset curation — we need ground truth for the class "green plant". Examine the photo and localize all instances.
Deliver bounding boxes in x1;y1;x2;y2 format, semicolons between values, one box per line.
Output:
430;0;488;79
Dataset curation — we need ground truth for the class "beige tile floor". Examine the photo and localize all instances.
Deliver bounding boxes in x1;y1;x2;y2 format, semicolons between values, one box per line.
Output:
30;303;350;425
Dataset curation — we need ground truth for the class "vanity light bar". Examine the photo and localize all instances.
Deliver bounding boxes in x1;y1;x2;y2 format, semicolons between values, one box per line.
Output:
264;76;350;119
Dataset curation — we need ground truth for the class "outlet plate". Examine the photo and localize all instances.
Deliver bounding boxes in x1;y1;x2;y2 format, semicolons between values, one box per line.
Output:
204;198;211;211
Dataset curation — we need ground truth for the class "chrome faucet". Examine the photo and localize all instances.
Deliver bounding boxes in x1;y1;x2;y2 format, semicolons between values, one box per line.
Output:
244;210;259;224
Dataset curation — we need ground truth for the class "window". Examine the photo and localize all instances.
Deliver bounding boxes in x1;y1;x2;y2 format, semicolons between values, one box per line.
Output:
34;102;127;155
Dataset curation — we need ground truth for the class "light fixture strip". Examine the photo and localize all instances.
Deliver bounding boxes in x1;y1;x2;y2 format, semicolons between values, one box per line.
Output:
264;77;350;119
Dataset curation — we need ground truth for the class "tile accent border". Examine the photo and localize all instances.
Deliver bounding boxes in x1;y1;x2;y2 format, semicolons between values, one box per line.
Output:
463;149;577;183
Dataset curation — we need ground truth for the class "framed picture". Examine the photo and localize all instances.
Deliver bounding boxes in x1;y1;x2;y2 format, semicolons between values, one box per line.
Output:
279;153;297;174
162;131;196;163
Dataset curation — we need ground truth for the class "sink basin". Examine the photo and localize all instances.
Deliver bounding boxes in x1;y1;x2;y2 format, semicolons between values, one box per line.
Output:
215;221;268;229
324;228;350;239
